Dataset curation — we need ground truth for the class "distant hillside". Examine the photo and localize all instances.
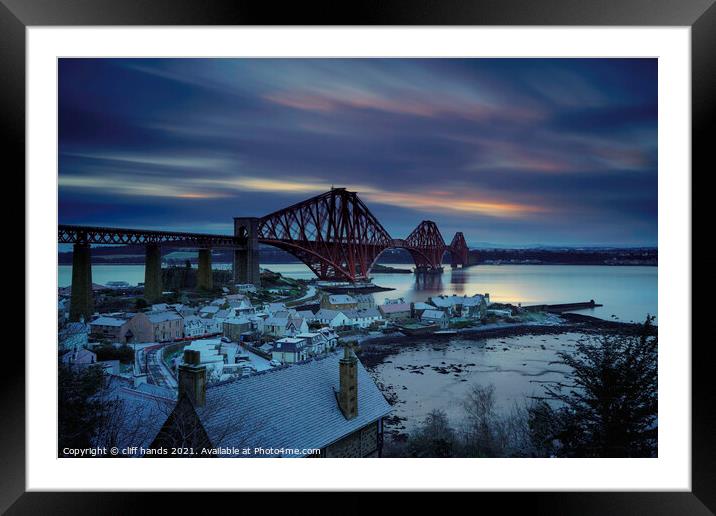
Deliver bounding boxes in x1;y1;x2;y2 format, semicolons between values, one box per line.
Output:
58;244;657;266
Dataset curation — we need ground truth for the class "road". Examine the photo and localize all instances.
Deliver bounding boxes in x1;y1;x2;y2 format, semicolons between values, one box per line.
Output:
143;344;178;389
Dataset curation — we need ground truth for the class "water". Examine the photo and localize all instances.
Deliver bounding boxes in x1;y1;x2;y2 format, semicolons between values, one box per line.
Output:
371;332;581;428
58;263;657;323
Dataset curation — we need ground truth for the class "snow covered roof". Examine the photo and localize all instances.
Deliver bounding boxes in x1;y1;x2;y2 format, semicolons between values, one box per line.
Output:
328;294;357;304
199;353;392;457
379;303;411;314
147;311;182;324
421;309;449;320
90;316;127;327
95;377;176;453
343;308;381;320
314;309;344;320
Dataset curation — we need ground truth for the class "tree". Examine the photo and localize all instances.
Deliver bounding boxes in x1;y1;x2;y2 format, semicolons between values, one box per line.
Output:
406;410;457;457
544;316;658;457
58;363;106;454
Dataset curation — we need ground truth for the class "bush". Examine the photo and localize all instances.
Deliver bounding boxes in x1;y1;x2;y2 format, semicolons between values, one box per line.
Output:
95;344;134;364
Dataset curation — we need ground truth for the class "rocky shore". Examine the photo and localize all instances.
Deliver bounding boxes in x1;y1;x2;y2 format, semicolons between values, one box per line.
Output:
357;314;654;369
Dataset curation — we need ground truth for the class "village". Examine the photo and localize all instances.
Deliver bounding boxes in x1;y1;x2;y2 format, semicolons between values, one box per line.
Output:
56;269;533;458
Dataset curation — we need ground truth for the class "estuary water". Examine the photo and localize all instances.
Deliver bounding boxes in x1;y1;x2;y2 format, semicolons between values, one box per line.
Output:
58;263;657;323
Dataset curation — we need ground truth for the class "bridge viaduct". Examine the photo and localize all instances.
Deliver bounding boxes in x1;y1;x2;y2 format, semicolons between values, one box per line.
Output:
59;188;471;321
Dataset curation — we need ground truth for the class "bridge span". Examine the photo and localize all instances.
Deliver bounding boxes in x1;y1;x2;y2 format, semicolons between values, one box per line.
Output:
59;188;471;321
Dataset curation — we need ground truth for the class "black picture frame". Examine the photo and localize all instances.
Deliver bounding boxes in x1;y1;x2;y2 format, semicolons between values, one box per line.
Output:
4;0;711;512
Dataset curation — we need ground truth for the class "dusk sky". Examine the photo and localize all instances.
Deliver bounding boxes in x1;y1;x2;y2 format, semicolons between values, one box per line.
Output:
59;58;657;247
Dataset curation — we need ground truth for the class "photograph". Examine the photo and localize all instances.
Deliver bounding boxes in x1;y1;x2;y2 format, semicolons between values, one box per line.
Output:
56;57;659;459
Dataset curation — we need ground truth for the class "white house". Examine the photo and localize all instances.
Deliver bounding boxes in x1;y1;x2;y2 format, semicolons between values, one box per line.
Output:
313;309;351;329
342;308;384;329
182;315;205;338
263;313;309;338
272;337;308;364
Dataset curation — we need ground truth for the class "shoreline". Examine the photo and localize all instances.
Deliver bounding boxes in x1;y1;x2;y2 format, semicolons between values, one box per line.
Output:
357;314;655;369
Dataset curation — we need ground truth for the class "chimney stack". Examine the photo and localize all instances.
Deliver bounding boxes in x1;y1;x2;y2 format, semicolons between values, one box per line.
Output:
338;344;358;420
178;349;207;407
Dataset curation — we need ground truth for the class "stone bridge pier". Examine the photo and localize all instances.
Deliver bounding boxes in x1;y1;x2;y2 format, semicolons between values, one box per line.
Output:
233;217;260;286
69;242;93;322
144;243;163;303
197;248;213;290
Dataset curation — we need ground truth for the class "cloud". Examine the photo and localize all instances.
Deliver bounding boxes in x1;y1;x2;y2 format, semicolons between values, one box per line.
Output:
58;58;658;246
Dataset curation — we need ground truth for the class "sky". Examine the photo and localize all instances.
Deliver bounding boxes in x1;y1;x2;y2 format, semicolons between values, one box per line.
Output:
58;58;657;247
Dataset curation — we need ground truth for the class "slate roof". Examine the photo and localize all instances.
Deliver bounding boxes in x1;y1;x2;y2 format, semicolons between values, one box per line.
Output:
198;353;392;457
95;377;176;453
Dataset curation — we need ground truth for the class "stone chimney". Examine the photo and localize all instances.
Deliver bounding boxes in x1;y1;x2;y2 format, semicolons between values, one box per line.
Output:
178;349;207;407
338;344;358;420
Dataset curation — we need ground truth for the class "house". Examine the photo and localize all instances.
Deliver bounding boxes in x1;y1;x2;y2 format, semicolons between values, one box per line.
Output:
294;332;331;356
295;309;317;322
148;348;392;457
412;302;435;317
91;313;159;344
317;327;339;350
61;348;97;368
265;302;288;316
353;294;376;310
235;283;257;293
429;294;489;318
263;313;309;338
182;315;205;338
272;337;309;364
383;297;406;304
342;308;383;329
198;306;234;335
420;309;450;329
199;305;221;317
58;320;90;352
180;338;239;382
313;309;351;329
90;316;131;343
320;294;358;311
147;311;184;342
229;298;254;315
378;303;412;321
223;317;252;341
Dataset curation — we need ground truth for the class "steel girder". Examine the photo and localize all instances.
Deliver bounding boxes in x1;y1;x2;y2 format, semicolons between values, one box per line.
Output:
257;188;393;282
58;224;245;248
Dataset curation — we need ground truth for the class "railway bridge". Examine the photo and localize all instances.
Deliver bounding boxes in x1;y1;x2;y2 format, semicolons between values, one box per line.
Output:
59;188;471;320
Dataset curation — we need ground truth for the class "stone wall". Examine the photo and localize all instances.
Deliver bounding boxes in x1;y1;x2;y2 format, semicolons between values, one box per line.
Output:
323;421;380;458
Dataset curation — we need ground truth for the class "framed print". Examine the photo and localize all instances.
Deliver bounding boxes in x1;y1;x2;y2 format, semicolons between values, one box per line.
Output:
5;0;712;512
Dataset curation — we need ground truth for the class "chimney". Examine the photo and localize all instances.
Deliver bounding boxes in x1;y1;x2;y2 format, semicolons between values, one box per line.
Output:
178;349;207;407
338;344;358;420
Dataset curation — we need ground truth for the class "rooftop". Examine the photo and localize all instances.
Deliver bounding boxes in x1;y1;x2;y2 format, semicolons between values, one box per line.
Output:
199;353;392;457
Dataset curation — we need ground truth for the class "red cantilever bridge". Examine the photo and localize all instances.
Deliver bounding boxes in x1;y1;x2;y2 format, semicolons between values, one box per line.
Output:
59;188;470;320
